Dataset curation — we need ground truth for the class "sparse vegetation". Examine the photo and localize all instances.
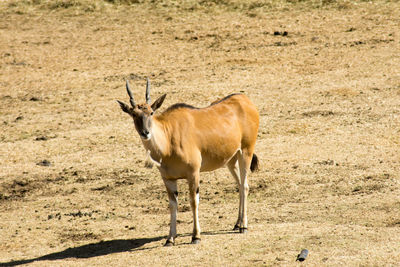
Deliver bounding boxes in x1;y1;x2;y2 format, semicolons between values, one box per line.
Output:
3;0;395;15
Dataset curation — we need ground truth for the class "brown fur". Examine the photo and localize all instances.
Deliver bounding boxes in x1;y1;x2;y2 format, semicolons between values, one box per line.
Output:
151;94;259;175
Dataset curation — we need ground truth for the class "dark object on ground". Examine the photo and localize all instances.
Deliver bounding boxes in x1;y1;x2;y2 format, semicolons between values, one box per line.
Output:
274;31;288;36
35;136;48;141
37;160;51;167
296;249;309;262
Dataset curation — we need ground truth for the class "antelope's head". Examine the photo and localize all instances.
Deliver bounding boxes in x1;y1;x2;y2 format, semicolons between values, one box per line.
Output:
117;78;166;140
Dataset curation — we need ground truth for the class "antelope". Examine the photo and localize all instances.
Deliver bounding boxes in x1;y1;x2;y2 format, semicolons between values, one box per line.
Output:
117;79;259;246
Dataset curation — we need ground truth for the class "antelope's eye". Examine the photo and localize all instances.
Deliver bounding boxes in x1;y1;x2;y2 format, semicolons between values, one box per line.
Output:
150;112;154;116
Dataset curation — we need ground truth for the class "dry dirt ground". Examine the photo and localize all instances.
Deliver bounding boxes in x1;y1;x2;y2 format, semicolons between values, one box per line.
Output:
1;0;400;266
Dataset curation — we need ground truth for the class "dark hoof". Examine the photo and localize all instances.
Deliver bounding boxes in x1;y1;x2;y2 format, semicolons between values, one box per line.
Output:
239;227;248;233
164;240;174;247
191;237;201;245
233;224;240;231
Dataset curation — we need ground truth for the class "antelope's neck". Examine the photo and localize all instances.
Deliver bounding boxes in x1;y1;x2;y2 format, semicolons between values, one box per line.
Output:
142;117;170;161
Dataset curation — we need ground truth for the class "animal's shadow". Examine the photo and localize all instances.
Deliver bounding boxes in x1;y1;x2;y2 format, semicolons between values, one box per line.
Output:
0;236;163;266
0;230;236;266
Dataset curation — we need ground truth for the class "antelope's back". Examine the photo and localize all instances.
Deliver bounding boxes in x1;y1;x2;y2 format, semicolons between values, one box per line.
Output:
167;93;259;145
157;94;259;171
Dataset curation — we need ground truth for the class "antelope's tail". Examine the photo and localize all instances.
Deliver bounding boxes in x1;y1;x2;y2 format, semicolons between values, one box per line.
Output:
250;153;259;172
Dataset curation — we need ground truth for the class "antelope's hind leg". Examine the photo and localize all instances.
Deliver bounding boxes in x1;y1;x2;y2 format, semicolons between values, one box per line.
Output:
237;149;252;233
227;153;242;232
163;178;178;246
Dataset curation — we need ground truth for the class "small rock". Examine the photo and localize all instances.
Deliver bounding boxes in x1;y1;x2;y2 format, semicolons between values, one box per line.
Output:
37;160;51;167
35;136;48;141
274;31;288;36
29;97;41;101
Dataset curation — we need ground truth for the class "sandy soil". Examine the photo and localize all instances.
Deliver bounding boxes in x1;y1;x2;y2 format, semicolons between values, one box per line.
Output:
1;0;400;266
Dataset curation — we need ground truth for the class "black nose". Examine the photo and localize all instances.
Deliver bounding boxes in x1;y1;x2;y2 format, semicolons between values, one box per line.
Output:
142;130;149;136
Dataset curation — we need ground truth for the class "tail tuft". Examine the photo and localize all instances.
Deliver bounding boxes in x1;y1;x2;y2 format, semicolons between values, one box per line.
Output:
250;153;259;172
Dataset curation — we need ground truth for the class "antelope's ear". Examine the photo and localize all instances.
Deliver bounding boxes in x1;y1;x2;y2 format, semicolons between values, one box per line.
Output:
151;94;167;112
117;100;131;114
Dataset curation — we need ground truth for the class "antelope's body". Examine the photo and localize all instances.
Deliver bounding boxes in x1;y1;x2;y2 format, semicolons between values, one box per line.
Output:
118;80;259;246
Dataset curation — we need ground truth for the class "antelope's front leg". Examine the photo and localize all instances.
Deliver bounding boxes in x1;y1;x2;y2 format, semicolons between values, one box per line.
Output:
188;172;201;244
163;178;178;246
